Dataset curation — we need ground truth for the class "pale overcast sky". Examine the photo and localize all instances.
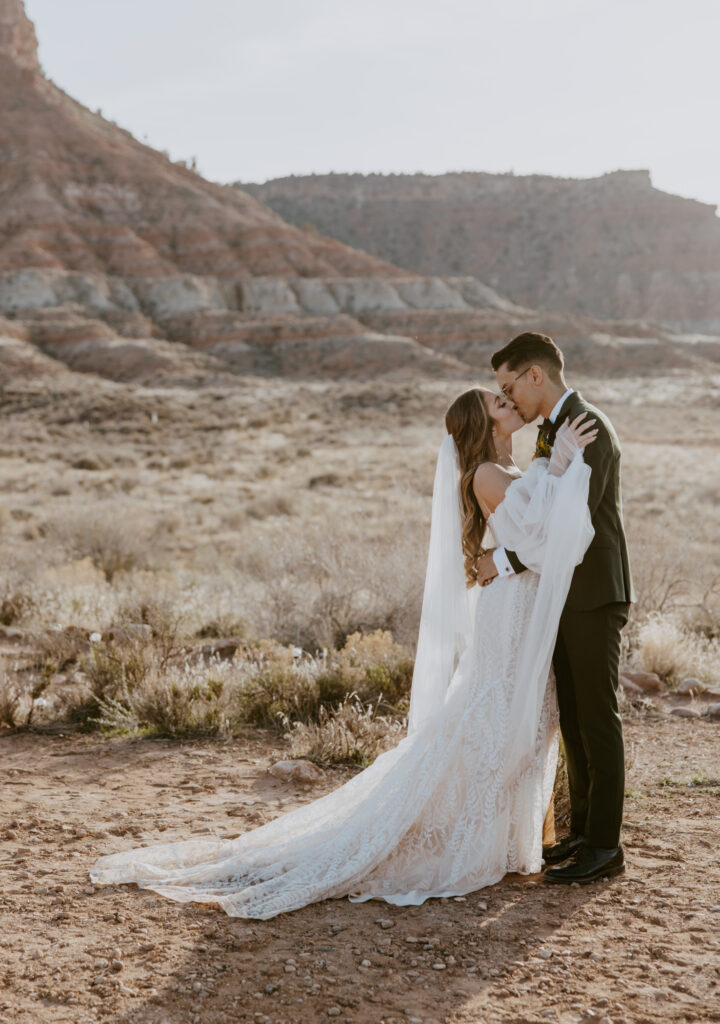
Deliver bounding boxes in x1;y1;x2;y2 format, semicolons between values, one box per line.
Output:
23;0;720;211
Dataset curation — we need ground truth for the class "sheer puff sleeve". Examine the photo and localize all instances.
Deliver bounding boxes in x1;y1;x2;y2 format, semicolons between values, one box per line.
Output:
489;452;595;775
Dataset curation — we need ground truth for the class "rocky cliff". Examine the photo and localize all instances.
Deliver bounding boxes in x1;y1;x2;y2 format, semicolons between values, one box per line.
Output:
244;171;720;333
0;0;523;384
0;1;404;281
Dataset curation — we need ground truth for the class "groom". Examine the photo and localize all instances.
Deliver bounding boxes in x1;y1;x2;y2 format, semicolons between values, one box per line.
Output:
476;332;634;884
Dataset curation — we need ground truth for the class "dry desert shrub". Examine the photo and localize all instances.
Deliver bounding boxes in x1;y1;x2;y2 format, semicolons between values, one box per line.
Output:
20;627;154;731
0;550;119;635
47;507;157;581
80;599;189;709
112;596;188;668
234;631;413;731
196;611;248;639
89;648;306;740
285;695;406;766
232;649;323;730
96;663;238;739
109;570;250;644
630;612;720;684
31;625;89;677
2;562;251;660
315;631;413;710
59;630;414;757
82;631;154;702
0;576;37;626
245;493;294;520
238;518;424;650
630;551;720;631
19;595;192;730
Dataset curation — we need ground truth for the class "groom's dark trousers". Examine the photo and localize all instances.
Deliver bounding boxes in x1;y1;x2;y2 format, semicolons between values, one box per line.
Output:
507;391;634;850
553;602;628;847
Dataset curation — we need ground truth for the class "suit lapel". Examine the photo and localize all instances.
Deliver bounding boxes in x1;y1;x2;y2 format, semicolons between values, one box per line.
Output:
554;391;583;428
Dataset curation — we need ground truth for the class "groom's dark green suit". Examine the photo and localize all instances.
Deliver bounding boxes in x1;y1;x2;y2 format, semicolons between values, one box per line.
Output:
506;391;635;848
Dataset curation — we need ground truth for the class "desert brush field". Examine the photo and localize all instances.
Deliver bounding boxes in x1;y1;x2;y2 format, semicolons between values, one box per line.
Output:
1;370;720;1024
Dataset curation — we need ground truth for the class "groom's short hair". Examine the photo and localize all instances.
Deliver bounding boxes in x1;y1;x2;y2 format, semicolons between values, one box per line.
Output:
491;332;564;381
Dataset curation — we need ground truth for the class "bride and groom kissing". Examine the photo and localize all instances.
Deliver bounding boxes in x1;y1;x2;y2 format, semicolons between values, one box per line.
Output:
90;331;634;919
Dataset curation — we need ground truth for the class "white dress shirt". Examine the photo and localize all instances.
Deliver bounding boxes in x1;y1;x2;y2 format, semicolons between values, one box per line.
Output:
491;388;575;578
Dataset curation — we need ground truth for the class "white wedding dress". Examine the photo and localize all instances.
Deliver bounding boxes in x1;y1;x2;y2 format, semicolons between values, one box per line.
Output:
90;446;593;919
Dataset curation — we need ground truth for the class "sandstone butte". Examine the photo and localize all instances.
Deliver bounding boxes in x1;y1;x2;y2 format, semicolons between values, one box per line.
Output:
244;170;720;334
1;0;719;387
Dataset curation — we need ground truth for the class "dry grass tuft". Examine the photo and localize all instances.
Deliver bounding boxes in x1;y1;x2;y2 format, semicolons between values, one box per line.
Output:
32;626;89;677
94;664;238;739
232;652;323;730
631;612;720;684
0;578;37;626
48;509;157;581
233;631;413;732
0;661;21;728
285;695;406;766
315;631;413;710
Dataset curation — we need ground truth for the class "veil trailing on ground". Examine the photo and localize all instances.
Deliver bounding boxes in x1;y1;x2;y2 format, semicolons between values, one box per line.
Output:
407;434;472;735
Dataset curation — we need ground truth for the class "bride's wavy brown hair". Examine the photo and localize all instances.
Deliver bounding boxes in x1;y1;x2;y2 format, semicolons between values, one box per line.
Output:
445;388;497;587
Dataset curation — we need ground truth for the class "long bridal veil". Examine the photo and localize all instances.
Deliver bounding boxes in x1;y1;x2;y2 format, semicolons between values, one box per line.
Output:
407;434;472;734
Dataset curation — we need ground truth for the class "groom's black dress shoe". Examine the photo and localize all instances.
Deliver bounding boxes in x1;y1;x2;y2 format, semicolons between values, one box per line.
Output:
544;844;625;885
542;833;584;865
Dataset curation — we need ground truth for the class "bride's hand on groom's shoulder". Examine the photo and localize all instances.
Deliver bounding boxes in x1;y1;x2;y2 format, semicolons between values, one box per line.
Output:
549;414;598;476
558;413;598;450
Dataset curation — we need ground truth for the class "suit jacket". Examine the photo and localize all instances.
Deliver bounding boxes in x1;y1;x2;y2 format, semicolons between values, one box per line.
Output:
506;391;635;612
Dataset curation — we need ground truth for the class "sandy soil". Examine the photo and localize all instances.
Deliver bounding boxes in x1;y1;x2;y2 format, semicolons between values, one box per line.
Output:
2;695;719;1024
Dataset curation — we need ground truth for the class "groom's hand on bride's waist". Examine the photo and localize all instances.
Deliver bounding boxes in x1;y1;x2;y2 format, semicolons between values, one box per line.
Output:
475;549;498;587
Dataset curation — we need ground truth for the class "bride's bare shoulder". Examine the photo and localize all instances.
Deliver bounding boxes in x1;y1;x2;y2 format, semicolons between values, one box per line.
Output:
473;460;517;487
472;462;519;513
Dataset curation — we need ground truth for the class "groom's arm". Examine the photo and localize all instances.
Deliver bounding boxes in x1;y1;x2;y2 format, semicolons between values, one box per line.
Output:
497;427;612;578
502;548;528;574
475;546;527;585
581;420;615;515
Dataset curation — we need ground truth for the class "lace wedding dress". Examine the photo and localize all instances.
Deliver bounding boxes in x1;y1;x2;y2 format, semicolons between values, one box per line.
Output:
89;446;593;919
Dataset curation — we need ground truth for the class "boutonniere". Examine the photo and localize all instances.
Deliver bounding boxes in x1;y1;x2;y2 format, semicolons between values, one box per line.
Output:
534;434;553;460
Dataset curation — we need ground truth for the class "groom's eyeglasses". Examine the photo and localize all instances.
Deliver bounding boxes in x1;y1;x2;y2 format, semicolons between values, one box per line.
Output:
501;366;532;399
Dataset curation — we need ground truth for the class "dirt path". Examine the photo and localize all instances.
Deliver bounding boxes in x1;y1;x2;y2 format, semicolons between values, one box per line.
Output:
1;707;718;1024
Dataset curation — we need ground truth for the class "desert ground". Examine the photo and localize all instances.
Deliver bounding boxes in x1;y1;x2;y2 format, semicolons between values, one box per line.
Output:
1;371;720;1024
2;705;719;1024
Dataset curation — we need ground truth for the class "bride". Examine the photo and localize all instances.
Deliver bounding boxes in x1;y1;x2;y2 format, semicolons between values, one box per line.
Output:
89;388;596;919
